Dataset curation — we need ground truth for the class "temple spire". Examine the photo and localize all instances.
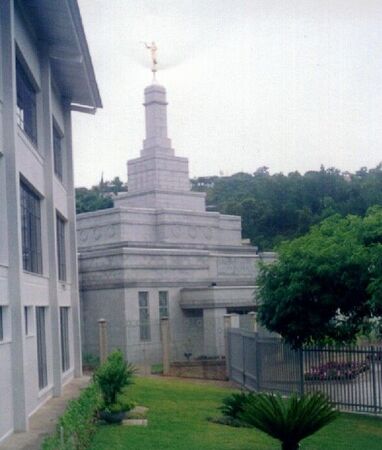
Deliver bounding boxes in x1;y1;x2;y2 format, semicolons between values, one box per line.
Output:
142;84;172;155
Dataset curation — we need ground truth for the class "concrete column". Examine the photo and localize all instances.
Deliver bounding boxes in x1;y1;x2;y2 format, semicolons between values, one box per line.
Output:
142;84;172;153
98;319;108;364
223;314;240;378
63;102;82;377
161;317;170;375
40;46;62;397
1;0;28;432
203;308;227;357
247;311;258;333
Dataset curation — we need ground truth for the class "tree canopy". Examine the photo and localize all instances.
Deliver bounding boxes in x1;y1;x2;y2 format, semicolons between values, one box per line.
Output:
192;164;382;250
76;177;127;214
257;206;382;347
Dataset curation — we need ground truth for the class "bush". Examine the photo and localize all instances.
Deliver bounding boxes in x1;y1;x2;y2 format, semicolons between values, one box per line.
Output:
82;353;100;371
94;350;136;408
240;392;339;450
41;382;102;450
220;391;255;421
305;360;370;381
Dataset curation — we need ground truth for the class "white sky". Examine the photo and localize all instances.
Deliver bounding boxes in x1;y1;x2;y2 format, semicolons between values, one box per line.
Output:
74;0;382;187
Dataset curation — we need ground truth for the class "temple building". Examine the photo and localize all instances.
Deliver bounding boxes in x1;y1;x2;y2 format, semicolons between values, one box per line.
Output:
77;80;273;364
0;0;101;443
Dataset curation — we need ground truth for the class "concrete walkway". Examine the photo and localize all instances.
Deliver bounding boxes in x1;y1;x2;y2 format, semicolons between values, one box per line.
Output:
1;376;90;450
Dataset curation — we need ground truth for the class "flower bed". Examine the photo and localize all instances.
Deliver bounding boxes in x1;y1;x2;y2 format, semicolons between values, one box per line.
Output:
304;360;370;381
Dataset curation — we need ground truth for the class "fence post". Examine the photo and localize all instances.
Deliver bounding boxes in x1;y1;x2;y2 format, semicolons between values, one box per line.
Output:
371;346;377;414
242;333;246;388
161;317;170;376
299;348;305;396
255;334;261;391
98;318;108;364
247;311;258;333
224;314;233;379
224;314;240;379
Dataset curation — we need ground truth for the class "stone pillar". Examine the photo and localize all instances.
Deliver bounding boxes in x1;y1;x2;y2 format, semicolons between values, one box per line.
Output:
161;317;170;375
203;308;227;357
40;45;62;397
247;311;258;333
63;102;83;377
98;319;108;364
1;0;28;432
223;314;240;378
142;84;172;153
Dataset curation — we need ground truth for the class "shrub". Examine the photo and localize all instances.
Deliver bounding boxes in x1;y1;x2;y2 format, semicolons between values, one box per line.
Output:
94;350;136;407
240;392;339;450
82;352;100;371
220;391;255;421
305;360;369;381
41;382;102;450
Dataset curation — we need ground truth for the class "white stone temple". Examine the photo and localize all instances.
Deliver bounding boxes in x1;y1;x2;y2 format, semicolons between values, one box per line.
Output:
77;81;273;364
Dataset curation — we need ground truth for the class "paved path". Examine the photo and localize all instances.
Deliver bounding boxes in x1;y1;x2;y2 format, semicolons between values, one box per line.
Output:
1;376;90;450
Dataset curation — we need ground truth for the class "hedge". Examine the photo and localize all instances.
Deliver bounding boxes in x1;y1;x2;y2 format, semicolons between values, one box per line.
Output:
41;382;102;450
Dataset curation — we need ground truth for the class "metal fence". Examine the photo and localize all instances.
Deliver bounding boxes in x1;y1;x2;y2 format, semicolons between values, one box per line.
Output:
227;328;382;414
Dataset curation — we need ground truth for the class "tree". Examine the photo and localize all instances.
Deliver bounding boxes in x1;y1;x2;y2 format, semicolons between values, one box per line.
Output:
75;176;127;214
257;207;382;347
76;187;113;214
191;164;382;250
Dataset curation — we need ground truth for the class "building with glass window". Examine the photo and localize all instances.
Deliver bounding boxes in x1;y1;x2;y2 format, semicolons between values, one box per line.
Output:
0;0;101;443
77;82;274;366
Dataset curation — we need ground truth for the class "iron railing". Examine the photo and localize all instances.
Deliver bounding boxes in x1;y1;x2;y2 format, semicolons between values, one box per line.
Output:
227;328;382;414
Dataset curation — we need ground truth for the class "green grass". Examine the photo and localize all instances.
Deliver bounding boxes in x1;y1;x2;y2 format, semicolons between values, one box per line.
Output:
89;377;382;450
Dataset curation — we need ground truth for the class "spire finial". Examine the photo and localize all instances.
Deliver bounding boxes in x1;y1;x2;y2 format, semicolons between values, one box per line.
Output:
143;41;158;82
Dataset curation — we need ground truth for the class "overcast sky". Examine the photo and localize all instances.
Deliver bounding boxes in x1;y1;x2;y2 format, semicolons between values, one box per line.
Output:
74;0;382;187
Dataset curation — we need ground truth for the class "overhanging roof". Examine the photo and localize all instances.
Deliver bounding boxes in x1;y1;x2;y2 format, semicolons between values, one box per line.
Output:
21;0;102;111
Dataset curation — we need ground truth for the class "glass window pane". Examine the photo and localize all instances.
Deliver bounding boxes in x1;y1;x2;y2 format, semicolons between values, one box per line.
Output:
36;307;48;389
20;181;42;274
138;292;150;341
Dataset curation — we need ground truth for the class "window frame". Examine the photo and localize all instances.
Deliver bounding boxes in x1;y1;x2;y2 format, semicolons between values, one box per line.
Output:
60;307;70;373
16;58;38;146
159;291;169;319
36;306;48;390
56;213;67;282
20;180;43;275
0;306;4;342
24;305;34;337
53;122;64;181
138;291;151;341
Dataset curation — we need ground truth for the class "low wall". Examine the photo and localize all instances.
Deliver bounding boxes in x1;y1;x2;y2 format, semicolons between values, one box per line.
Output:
169;360;226;380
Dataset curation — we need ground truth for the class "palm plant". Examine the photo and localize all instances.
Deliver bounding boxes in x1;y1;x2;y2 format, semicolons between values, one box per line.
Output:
220;391;255;420
240;392;339;450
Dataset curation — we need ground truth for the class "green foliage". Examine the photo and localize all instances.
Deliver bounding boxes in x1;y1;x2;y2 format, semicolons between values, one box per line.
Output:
220;391;255;420
76;176;127;214
240;392;339;450
106;397;136;414
75;187;113;214
257;206;382;347
191;164;382;250
94;350;135;407
41;382;102;450
82;353;100;371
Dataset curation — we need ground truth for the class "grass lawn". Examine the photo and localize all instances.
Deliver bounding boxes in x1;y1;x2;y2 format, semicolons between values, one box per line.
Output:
89;376;382;450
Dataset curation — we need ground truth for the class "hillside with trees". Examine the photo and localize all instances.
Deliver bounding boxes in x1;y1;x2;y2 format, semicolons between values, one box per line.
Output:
192;164;382;250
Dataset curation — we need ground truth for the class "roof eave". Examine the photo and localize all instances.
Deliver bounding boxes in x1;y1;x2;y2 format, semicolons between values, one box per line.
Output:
66;0;102;109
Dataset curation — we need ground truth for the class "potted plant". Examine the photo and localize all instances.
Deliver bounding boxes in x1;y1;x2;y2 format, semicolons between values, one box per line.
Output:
240;392;338;450
94;350;136;424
